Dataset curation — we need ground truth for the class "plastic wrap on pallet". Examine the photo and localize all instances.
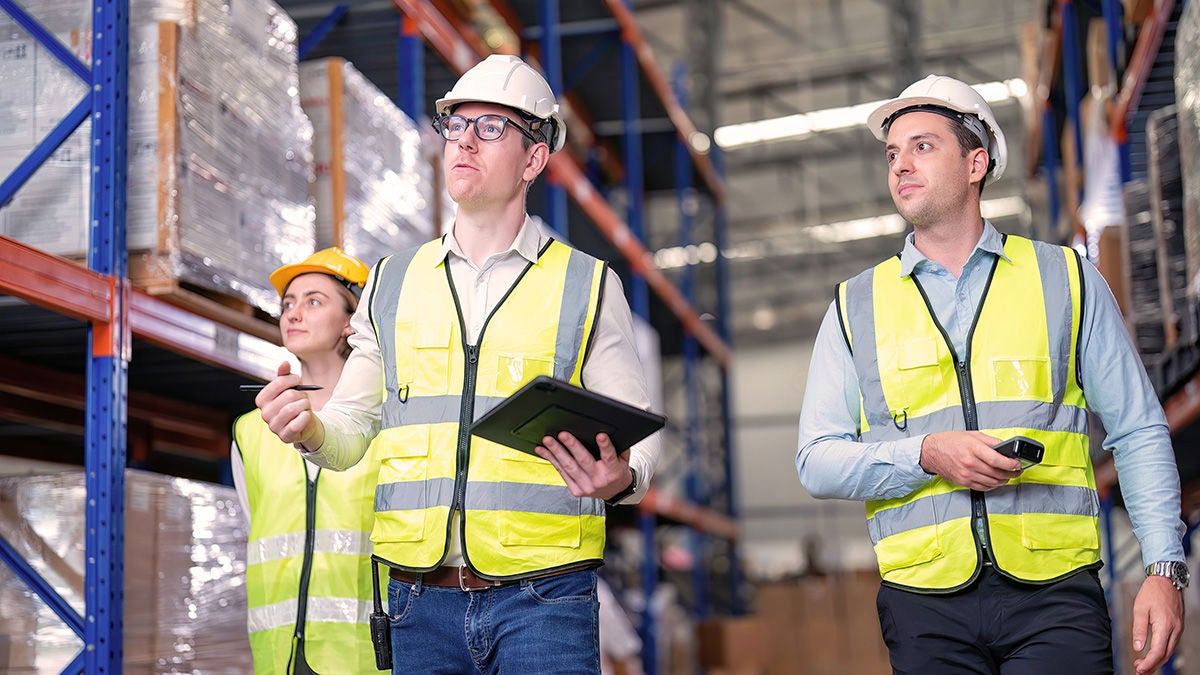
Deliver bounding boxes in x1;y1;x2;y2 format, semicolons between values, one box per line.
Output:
299;58;433;268
0;0;313;315
160;0;314;313
1146;106;1192;347
0;4;93;256
0;469;250;673
1177;0;1200;302
1122;179;1168;357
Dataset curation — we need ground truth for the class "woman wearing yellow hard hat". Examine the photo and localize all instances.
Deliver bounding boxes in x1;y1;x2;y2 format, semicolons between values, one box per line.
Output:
231;247;380;673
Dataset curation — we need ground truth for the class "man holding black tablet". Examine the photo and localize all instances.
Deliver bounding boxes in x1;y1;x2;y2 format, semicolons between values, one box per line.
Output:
254;54;660;674
795;75;1187;674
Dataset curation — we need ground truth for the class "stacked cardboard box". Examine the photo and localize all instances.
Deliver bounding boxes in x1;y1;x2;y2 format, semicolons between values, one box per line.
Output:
0;0;315;315
0;470;250;673
755;571;890;675
300;57;433;267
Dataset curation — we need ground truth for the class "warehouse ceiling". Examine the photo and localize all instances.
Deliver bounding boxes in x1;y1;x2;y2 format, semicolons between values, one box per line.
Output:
280;0;1045;351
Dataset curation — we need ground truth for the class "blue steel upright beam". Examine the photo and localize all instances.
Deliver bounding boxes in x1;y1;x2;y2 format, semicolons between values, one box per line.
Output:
1041;107;1062;244
87;1;131;672
618;7;656;672
711;147;744;615
537;0;568;236
674;62;708;621
0;1;91;208
397;14;424;122
1061;0;1086;206
297;4;348;60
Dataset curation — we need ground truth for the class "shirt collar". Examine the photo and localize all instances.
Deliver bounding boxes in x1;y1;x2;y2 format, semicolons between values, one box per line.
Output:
437;214;546;267
897;219;1008;277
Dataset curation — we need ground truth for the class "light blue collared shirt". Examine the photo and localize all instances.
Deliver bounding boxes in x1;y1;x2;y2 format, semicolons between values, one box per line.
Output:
796;221;1185;565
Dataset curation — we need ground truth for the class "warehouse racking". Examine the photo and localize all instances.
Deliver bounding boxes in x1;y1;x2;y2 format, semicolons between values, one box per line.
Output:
0;0;743;672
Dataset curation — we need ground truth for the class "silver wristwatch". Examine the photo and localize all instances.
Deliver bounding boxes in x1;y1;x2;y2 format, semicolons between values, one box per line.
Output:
1145;561;1190;591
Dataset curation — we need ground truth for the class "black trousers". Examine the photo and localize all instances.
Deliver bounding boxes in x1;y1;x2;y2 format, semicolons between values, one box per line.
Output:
877;565;1114;675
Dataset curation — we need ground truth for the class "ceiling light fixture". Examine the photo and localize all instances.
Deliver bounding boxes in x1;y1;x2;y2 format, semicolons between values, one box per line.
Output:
713;78;1027;150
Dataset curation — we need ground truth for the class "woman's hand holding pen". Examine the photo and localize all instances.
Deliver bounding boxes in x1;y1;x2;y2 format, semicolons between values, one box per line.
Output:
256;362;324;449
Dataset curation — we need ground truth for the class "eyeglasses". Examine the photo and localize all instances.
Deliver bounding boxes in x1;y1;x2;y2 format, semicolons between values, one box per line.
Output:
433;113;543;145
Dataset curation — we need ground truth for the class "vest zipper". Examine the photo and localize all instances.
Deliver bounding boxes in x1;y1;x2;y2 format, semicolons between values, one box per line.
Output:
295;470;319;640
453;344;480;519
911;259;1001;572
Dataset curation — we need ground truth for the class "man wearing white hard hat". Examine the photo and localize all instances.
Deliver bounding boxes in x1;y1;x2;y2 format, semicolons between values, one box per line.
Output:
796;75;1187;673
254;54;660;674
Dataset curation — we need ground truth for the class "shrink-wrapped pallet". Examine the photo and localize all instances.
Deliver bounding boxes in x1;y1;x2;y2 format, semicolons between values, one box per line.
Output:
300;57;433;267
0;0;314;315
0;470;250;673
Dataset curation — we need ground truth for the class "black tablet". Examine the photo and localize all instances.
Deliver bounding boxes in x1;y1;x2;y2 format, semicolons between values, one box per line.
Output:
470;376;666;458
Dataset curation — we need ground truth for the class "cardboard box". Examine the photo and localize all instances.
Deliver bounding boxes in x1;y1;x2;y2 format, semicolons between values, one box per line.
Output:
697;615;773;673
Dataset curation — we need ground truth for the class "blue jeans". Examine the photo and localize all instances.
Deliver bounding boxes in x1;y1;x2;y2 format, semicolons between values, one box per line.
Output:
388;568;600;674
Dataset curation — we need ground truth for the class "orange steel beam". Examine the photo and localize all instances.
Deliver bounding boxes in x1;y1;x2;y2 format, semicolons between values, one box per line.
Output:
390;0;733;367
1109;0;1175;144
129;292;278;380
552;157;732;366
602;0;725;204
639;487;739;540
0;235;112;324
0;355;232;457
1163;373;1200;431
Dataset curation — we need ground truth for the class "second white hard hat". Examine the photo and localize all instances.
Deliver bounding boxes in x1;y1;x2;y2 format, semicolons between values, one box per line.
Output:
867;75;1008;185
435;54;566;153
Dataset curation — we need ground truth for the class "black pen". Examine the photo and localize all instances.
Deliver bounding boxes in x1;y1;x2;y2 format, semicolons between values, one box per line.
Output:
239;384;324;392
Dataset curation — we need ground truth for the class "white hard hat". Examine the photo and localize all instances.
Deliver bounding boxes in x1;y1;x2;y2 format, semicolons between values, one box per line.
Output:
435;54;566;153
866;75;1007;185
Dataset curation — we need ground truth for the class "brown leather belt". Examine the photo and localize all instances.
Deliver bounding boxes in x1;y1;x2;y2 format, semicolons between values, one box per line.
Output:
388;564;583;592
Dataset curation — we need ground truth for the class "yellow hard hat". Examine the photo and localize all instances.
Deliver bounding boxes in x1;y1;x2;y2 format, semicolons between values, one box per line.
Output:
269;247;369;297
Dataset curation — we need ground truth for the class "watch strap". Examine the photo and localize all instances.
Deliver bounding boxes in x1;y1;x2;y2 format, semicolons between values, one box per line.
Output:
605;467;638;506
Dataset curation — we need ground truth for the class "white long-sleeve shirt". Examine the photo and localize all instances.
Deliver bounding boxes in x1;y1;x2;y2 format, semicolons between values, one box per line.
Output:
300;216;662;565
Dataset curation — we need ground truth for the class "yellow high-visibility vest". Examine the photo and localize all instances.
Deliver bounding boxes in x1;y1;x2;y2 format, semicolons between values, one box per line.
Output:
235;413;381;673
367;238;607;579
837;235;1099;592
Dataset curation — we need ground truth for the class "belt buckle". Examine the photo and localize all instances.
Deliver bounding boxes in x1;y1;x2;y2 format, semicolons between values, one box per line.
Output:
458;565;484;592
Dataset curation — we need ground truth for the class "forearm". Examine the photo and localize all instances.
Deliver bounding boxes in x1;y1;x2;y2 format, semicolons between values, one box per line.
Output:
1110;424;1186;565
797;434;930;501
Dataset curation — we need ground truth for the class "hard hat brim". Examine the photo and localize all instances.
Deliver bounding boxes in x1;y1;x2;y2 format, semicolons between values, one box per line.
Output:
866;95;972;142
270;264;355;297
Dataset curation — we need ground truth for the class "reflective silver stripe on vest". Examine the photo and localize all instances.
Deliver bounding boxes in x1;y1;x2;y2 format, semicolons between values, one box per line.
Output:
463;481;605;517
247;596;371;633
374;476;603;517
375;476;456;511
861;400;1090;443
372;246;423;428
848;244;1083;443
984;482;1099;518
247;530;372;566
554;248;600;380
843;269;893;432
867;482;1098;544
868;489;972;544
1035;241;1073;406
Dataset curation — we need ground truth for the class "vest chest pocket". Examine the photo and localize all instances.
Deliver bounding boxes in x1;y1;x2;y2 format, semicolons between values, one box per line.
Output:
373;427;432;543
498;449;583;548
396;321;453;395
495;354;554;393
883;338;945;413
992;357;1052;400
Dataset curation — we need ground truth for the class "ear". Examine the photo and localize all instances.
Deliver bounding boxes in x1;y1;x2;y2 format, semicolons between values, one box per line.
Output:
522;143;550;183
968;147;990;184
